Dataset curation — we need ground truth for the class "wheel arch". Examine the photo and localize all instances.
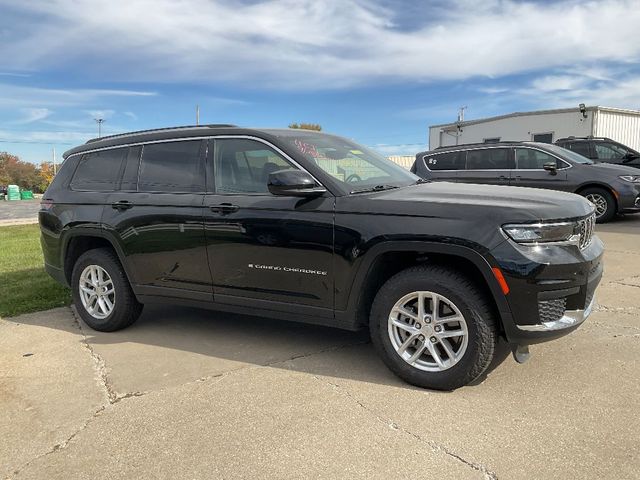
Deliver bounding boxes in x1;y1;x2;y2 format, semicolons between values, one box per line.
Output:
61;229;134;287
574;183;619;212
341;242;511;333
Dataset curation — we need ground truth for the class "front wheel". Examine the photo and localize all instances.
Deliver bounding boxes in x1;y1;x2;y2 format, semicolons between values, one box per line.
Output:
71;248;142;332
581;187;616;223
370;265;498;390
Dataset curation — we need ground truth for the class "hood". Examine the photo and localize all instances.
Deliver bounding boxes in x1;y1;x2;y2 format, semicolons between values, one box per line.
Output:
345;182;594;223
588;161;640;175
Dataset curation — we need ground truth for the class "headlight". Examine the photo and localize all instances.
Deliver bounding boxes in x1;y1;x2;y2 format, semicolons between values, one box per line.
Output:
502;221;579;244
619;175;640;183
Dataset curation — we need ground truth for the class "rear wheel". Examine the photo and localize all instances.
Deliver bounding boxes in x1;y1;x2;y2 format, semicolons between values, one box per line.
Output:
370;265;498;390
581;187;616;223
71;248;142;332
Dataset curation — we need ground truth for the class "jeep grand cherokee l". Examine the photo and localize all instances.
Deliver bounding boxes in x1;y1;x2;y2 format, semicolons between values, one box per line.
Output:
40;126;603;390
413;141;640;223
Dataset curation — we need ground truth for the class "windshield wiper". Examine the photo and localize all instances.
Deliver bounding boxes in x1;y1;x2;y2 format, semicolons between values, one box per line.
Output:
350;184;399;194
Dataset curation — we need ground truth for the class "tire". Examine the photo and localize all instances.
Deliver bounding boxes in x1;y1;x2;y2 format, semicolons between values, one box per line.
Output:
71;248;142;332
369;265;498;390
581;187;616;223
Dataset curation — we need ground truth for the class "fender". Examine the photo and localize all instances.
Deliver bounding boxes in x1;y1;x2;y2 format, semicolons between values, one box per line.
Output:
60;225;136;288
338;240;512;326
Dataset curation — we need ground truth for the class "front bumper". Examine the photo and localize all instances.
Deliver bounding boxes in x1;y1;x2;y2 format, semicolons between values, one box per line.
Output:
490;234;604;345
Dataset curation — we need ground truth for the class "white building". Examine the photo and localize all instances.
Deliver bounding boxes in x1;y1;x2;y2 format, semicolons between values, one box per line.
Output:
429;106;640;151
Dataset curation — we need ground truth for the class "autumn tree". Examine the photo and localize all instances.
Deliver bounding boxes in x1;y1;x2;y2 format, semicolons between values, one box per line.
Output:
288;123;322;131
0;152;52;193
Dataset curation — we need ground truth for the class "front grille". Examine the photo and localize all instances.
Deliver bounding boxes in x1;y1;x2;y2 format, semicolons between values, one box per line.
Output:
577;214;595;250
538;298;567;323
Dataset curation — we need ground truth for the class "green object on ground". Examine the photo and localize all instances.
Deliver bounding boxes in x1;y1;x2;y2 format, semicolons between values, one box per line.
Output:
0;224;71;317
7;184;20;201
20;190;34;200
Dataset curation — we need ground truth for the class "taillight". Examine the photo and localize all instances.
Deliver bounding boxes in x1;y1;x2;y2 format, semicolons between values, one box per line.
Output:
40;199;54;211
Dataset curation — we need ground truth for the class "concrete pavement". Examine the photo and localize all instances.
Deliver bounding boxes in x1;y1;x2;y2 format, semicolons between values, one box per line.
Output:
1;217;639;479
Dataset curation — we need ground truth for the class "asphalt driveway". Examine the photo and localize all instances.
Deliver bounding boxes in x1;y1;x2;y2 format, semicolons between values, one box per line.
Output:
1;216;639;479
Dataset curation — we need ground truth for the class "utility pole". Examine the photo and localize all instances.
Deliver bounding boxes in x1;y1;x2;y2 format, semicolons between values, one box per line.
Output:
52;146;57;175
196;105;200;126
457;106;467;123
94;118;105;137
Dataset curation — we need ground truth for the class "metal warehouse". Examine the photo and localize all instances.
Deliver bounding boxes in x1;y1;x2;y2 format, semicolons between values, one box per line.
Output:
429;106;640;151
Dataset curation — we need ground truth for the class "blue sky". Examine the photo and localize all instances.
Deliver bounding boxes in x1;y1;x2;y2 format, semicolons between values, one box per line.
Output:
1;0;640;164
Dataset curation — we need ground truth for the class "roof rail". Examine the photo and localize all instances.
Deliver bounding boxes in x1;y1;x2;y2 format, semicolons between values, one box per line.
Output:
85;124;237;144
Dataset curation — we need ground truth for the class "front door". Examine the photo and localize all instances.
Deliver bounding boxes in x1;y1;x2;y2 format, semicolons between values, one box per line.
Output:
101;140;211;301
203;137;335;313
511;147;570;191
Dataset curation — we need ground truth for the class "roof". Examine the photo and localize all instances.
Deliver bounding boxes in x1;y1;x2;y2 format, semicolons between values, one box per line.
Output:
417;140;545;155
430;106;640;130
62;125;333;159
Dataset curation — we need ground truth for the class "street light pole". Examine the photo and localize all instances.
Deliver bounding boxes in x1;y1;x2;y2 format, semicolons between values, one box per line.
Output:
94;118;105;137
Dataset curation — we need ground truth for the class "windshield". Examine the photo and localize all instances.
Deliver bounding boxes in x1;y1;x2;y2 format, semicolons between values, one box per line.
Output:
277;132;419;192
544;143;594;164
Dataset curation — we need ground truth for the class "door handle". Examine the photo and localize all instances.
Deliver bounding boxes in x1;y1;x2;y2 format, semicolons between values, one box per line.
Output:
112;200;133;210
210;203;239;214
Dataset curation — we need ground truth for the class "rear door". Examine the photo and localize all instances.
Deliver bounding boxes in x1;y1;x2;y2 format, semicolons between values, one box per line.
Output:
561;141;594;159
101;139;212;301
456;147;512;185
511;147;570;191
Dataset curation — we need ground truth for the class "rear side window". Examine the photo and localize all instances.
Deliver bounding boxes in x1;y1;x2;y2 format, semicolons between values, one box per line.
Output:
423;151;466;171
138;141;205;192
466;149;509;170
594;142;628;161
564;142;591;158
70;148;127;191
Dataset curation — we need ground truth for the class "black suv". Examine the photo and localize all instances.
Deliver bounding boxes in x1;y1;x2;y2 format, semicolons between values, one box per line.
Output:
556;136;640;169
413;141;640;223
40;126;603;390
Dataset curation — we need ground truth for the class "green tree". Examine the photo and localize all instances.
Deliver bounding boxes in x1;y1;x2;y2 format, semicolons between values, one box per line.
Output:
0;152;49;192
288;123;322;131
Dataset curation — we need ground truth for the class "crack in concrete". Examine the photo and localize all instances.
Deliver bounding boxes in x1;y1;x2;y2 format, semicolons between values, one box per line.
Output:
317;377;497;480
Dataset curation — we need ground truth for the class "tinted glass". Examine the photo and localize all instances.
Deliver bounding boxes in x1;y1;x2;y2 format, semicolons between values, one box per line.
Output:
466;149;509;170
424;151;466;170
70;148;126;191
515;148;557;169
595;142;627;160
120;146;141;191
544;143;593;164
565;142;591;158
215;139;296;194
138;141;204;192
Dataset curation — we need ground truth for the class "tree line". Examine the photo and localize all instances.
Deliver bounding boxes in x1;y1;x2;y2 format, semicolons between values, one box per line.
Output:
0;152;55;193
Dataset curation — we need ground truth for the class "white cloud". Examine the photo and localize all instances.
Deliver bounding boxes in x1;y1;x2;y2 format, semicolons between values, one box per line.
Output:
0;0;639;89
14;107;53;124
0;84;156;107
86;109;115;119
123;111;138;120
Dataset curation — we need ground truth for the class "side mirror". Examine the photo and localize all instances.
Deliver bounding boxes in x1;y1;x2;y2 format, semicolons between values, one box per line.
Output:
543;162;557;175
268;170;326;197
624;152;640;160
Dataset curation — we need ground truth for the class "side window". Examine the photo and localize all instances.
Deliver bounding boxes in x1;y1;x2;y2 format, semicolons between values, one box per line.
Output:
424;151;466;170
565;142;591;158
138;141;205;192
120;146;141;191
594;143;627;161
70;148;127;191
515;148;557;169
215;139;297;194
466;149;509;170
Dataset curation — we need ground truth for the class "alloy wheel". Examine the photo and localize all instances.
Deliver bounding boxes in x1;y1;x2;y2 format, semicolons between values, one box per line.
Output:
585;193;607;218
79;264;115;319
388;291;468;372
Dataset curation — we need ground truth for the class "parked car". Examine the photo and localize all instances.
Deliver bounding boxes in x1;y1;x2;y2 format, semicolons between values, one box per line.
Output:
412;141;640;223
555;136;640;169
41;126;603;390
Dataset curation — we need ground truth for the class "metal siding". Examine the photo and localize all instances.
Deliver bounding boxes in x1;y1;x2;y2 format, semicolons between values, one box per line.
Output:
594;111;640;151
